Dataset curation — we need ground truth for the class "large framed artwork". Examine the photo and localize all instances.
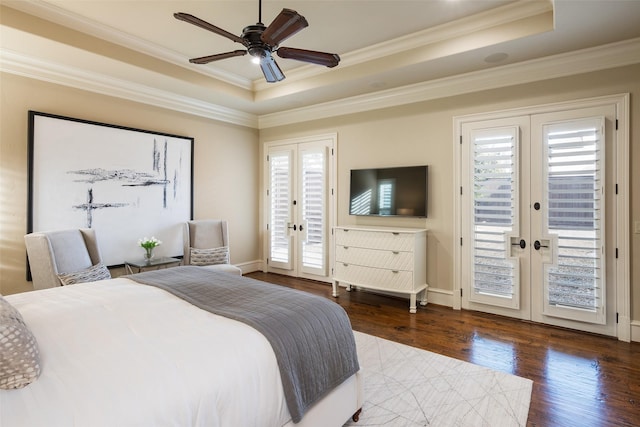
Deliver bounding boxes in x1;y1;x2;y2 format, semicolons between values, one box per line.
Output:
27;111;194;267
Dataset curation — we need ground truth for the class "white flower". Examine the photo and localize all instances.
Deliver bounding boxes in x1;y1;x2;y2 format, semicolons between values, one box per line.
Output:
139;236;162;249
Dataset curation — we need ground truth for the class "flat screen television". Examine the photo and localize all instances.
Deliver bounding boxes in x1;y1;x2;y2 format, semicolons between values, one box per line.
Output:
349;165;428;217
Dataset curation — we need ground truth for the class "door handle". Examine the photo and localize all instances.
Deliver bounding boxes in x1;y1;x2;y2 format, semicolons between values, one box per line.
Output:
509;237;526;255
286;222;296;237
511;239;526;249
534;240;549;250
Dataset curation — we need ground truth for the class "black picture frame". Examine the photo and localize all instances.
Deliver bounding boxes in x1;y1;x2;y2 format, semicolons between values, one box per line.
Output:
27;111;194;268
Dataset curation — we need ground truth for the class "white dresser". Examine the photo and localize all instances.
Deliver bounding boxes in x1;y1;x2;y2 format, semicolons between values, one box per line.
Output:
332;226;428;313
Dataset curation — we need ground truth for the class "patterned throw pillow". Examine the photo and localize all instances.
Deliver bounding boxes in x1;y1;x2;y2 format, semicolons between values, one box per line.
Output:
0;295;42;389
190;246;229;266
57;262;112;286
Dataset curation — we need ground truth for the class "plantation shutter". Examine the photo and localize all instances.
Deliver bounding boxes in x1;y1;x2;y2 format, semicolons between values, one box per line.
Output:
470;126;520;308
269;150;293;268
542;117;605;319
300;147;327;273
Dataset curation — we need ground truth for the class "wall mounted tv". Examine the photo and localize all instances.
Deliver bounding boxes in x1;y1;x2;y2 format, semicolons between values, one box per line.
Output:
349;165;428;217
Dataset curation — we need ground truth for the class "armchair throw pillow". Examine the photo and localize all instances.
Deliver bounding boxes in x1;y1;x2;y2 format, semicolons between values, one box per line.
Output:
57;262;111;286
190;246;230;266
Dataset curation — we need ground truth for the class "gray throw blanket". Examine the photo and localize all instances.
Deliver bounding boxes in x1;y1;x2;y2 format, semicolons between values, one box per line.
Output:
126;266;360;423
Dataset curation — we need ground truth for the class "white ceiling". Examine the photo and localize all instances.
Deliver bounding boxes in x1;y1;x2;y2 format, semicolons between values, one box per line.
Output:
2;0;640;119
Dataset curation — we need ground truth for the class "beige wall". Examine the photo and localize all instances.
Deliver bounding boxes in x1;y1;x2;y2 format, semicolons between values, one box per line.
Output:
0;72;259;295
2;61;638;326
260;64;640;322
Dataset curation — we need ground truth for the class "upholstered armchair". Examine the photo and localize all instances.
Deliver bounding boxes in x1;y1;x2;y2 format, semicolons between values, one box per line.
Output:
183;220;242;275
24;228;110;290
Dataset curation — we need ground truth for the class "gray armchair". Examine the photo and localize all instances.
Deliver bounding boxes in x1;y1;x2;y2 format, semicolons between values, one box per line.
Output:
25;228;109;290
183;220;242;275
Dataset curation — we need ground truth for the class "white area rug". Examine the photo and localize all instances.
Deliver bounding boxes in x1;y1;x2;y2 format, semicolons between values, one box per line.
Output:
345;331;533;427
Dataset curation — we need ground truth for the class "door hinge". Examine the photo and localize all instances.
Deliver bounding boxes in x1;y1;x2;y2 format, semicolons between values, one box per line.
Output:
615;119;619;130
331;148;334;155
460;237;463;246
616;312;619;323
266;154;269;161
460;186;463;195
460;288;463;297
615;248;618;259
459;135;463;144
615;183;618;194
331;188;334;195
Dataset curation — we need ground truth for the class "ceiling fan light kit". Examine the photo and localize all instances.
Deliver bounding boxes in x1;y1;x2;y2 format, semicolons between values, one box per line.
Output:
174;0;340;83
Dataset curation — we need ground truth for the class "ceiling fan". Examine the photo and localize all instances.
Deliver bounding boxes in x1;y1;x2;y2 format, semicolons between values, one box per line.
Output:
174;0;341;83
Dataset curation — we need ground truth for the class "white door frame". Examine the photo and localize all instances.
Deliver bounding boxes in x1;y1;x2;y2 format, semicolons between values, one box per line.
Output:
262;133;338;282
453;94;630;341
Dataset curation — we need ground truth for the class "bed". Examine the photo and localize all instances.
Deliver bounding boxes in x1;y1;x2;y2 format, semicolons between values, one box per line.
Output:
0;266;363;426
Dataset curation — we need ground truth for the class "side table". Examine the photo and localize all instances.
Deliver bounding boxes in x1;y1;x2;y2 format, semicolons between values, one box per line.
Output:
125;257;181;274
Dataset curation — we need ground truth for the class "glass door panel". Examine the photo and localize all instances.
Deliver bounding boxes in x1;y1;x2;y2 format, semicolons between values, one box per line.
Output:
533;115;607;325
469;126;520;309
268;148;294;270
300;146;328;276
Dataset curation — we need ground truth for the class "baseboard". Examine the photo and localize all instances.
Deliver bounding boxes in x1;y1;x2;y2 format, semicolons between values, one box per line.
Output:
236;260;262;274
631;320;640;343
426;287;454;307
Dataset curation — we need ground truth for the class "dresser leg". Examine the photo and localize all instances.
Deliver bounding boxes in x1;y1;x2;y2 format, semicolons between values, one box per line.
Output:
419;287;428;306
409;293;417;313
332;280;339;297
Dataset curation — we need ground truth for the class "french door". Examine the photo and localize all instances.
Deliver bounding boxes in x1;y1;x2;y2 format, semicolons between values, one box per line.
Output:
459;103;620;336
265;135;335;282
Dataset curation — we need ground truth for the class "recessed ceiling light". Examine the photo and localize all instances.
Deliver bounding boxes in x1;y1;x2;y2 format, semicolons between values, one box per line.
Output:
484;52;509;64
484;52;509;63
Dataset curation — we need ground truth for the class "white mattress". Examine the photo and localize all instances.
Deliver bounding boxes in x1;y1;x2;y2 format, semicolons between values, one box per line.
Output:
1;278;292;427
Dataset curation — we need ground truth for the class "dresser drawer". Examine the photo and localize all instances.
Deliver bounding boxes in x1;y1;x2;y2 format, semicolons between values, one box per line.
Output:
335;245;414;271
334;263;414;292
335;228;415;252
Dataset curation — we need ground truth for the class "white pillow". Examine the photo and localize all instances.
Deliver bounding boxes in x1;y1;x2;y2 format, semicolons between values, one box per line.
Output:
0;295;41;389
190;246;229;266
57;262;111;286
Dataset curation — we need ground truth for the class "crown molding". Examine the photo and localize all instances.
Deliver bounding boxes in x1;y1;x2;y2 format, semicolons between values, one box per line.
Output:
2;0;253;90
258;37;640;129
0;49;258;128
2;36;639;131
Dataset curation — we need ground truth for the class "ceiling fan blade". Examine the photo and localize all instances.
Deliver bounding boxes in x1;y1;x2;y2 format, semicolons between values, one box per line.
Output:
260;52;285;83
276;47;340;68
189;50;247;64
261;8;308;47
174;12;244;44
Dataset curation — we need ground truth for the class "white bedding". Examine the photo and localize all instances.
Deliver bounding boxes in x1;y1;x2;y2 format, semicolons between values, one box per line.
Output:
1;278;292;427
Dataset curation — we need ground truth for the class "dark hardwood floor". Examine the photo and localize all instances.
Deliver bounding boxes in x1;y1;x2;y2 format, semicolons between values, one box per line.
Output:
246;272;640;427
